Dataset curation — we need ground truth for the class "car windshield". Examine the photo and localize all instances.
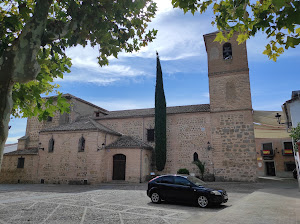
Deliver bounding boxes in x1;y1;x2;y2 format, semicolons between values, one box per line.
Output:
186;176;206;186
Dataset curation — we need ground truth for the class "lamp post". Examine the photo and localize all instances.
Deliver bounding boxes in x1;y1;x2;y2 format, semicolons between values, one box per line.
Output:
207;141;212;150
275;113;282;124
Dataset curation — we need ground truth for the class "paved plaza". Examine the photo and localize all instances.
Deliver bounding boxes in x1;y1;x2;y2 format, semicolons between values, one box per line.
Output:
0;179;299;224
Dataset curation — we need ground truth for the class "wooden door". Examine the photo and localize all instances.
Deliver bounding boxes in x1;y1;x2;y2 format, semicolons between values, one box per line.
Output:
113;154;126;180
265;161;276;176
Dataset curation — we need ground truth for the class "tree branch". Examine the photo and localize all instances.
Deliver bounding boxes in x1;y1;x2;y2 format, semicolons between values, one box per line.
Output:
42;19;79;45
10;0;53;83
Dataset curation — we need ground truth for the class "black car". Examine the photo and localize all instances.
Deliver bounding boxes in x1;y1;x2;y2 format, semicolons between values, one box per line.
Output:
147;175;228;208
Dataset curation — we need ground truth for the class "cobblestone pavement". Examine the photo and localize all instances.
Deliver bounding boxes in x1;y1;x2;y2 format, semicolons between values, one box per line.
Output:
0;179;296;224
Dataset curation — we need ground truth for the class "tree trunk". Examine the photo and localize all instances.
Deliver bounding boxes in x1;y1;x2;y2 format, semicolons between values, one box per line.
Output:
0;0;52;170
0;81;13;170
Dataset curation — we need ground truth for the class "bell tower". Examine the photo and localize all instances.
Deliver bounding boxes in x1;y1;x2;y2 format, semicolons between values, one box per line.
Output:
204;32;252;112
204;31;257;181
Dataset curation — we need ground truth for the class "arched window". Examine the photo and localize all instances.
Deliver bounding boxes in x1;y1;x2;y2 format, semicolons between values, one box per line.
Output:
78;136;85;152
48;137;54;153
193;152;199;162
223;42;232;60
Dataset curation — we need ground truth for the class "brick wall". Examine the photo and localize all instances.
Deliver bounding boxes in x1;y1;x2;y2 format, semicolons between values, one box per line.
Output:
255;137;294;178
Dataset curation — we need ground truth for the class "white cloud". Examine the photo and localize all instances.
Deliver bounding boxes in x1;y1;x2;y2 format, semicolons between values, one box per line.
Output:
56;61;151;86
154;0;174;15
66;0;213;71
6;137;20;144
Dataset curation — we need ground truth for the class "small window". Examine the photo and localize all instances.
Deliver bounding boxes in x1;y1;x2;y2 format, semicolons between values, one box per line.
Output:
193;152;199;162
161;176;174;184
95;112;100;117
284;162;296;171
284;142;293;149
175;177;190;186
223;42;232;60
147;129;155;142
262;143;272;150
17;158;25;168
48;137;55;152
78;136;85;152
47;116;53;122
262;143;274;156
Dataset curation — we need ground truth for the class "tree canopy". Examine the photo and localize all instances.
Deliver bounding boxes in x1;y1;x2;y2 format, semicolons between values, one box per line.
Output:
172;0;300;61
0;0;157;168
1;0;157;120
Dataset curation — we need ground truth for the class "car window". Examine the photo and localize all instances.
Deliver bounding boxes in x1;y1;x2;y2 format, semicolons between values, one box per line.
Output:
161;176;174;184
186;176;206;186
175;177;191;186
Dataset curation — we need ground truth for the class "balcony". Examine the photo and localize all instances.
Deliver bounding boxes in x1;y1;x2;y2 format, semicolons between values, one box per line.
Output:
261;149;274;159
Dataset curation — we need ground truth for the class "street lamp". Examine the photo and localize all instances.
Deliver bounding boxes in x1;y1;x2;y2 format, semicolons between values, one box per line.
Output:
275;112;282;124
207;141;212;150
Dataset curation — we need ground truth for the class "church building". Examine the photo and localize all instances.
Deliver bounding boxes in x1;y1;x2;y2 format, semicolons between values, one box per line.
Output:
0;31;258;184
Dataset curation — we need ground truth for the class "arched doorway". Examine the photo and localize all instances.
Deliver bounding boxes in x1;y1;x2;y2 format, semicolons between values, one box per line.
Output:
113;154;126;180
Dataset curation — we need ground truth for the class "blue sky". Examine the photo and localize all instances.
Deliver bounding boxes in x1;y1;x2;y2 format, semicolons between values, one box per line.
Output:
6;0;300;144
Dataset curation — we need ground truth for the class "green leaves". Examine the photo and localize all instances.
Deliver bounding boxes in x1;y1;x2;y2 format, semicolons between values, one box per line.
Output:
2;0;157;121
172;0;300;61
155;53;167;171
290;123;300;152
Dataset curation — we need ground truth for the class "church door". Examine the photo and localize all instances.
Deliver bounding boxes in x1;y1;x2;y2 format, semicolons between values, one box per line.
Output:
113;154;126;180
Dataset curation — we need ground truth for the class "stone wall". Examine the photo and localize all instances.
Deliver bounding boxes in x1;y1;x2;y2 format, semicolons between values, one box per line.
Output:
23;97;102;149
99;112;213;177
38;131;119;184
25;111;62;149
103;148;152;183
0;154;39;184
210;110;257;181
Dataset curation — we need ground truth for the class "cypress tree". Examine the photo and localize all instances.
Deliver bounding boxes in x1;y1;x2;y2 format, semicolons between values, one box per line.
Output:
155;52;167;171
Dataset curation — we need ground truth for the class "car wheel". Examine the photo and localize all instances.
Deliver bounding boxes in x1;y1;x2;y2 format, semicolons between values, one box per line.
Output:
150;192;161;204
197;195;209;208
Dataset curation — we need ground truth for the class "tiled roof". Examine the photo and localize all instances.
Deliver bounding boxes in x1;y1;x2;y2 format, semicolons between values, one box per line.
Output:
253;110;290;139
44;93;108;114
40;118;121;136
96;104;210;120
18;135;29;140
106;136;153;150
4;148;38;155
253;110;286;128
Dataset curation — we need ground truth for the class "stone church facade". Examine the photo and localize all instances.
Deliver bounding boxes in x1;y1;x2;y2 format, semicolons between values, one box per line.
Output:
0;32;257;184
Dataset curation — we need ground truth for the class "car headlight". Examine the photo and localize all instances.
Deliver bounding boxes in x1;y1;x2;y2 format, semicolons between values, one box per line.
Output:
210;190;222;195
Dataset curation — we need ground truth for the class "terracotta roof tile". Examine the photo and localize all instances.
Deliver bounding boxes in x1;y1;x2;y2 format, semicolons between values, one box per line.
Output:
96;104;210;120
40;118;121;136
106;136;153;150
4;148;38;155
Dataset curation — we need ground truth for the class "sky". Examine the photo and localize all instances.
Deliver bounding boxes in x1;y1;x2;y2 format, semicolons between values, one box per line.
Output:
6;0;300;144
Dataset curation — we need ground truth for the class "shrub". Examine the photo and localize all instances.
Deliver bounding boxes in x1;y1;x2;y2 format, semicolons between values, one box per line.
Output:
193;160;206;180
177;168;190;175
